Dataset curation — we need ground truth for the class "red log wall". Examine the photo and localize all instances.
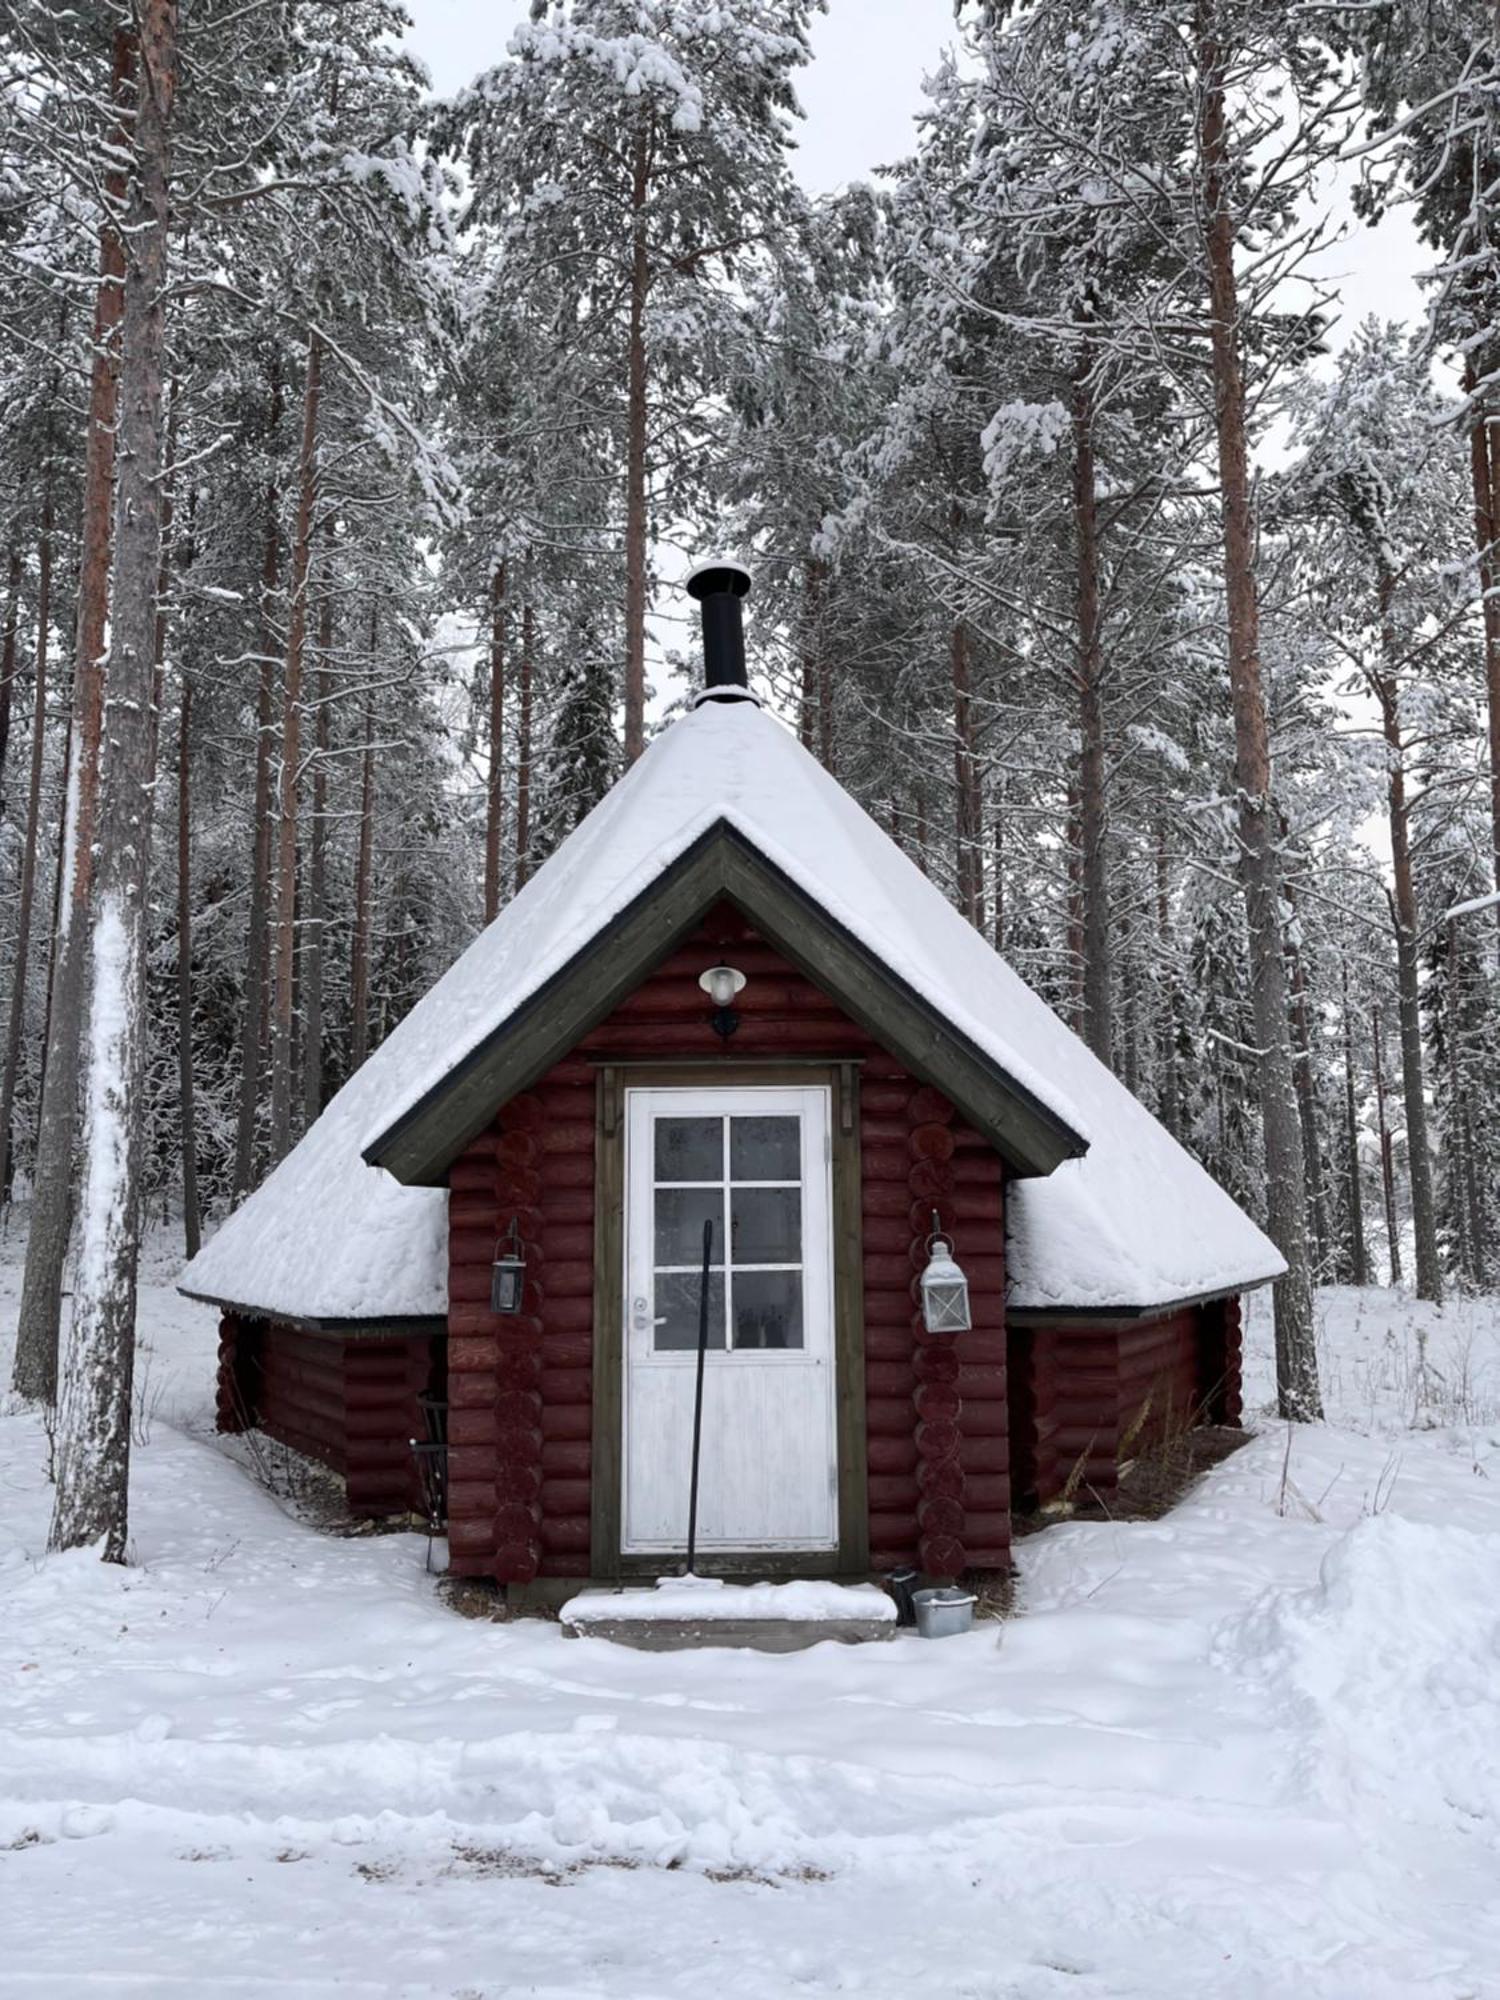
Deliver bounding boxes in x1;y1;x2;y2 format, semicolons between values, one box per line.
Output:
215;1313;440;1517
444;900;1011;1583
1006;1295;1243;1509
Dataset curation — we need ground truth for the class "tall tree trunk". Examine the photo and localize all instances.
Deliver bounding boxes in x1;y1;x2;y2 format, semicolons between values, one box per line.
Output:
147;382;177;772
302;553;333;1126
1072;359;1113;1066
1287;930;1329;1275
269;331;322;1165
350;651;376;1070
0;548;22;815
1154;819;1182;1138
12;29;134;1405
484;562;505;922
1341;972;1369;1287
950;616;984;930
992;798;1005;952
51;0;177;1558
1372;1002;1402;1287
231;415;283;1201
0;490;53;1202
798;559;818;752
1064;781;1085;1033
1375;625;1442;1302
623;118;651;764
1196;8;1319;1418
516;600;534;889
176;674;200;1258
1464;369;1500;905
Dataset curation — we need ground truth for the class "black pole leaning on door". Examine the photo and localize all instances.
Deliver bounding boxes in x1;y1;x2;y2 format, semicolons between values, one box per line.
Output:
684;1218;713;1576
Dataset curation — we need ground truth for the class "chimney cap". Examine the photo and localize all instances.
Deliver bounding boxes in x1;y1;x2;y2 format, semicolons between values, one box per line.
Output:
686;558;752;602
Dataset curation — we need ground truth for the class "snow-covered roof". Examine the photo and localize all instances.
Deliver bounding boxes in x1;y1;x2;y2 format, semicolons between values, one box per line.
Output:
181;696;1283;1322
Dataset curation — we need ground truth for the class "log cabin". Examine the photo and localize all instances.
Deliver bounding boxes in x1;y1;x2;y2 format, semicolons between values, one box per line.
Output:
182;563;1280;1604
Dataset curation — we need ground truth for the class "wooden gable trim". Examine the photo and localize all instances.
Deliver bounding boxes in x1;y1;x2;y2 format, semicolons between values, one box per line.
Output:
362;822;1084;1187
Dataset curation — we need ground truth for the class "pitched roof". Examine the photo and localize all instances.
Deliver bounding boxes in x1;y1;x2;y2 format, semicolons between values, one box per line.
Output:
180;696;1283;1321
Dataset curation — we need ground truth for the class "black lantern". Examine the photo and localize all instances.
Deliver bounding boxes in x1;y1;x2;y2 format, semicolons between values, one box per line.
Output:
491;1218;526;1315
919;1213;972;1335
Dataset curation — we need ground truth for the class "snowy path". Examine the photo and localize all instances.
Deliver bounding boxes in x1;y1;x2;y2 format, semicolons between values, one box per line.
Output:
3;1242;1499;1997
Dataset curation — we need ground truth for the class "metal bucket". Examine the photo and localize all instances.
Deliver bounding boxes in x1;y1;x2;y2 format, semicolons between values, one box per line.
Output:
912;1585;976;1639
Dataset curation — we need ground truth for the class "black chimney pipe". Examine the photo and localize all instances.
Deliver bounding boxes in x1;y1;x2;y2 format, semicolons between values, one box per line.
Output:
687;560;752;697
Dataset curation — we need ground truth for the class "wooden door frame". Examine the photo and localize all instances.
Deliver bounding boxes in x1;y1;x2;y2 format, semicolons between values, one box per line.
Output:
590;1059;869;1580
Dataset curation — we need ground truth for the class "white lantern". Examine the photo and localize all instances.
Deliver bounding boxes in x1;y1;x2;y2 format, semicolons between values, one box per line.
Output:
919;1220;971;1335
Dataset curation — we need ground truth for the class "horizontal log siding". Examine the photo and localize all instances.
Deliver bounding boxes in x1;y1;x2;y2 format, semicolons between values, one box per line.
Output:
445;899;1011;1582
1010;1296;1243;1506
213;1314;439;1518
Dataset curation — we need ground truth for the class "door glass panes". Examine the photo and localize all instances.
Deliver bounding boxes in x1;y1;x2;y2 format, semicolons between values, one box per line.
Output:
733;1270;803;1350
730;1115;799;1182
650;1106;806;1354
731;1187;801;1264
655;1116;722;1182
655;1270;726;1352
655;1187;723;1266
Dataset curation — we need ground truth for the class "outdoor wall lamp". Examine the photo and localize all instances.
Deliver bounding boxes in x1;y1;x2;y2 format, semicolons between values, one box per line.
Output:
490;1217;526;1315
698;962;747;1039
919;1213;972;1334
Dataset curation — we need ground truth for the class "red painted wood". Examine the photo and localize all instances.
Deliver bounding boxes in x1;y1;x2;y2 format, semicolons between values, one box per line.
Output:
434;900;1015;1583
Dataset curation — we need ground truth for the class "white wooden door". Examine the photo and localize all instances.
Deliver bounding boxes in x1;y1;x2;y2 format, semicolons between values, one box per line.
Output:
621;1085;838;1555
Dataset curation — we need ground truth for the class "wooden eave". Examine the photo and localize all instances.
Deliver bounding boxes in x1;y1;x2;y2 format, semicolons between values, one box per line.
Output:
177;1289;448;1343
362;820;1086;1187
1006;1273;1278;1329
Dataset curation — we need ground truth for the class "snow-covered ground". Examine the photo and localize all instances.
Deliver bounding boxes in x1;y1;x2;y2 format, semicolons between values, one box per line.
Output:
3;1232;1499;1999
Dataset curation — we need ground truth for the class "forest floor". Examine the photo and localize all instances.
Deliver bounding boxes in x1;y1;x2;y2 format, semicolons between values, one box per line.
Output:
2;1227;1499;1999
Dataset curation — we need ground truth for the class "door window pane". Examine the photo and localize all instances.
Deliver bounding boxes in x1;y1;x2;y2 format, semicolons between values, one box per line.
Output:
731;1187;802;1265
733;1269;804;1350
655;1188;724;1267
654;1270;726;1351
655;1116;722;1182
730;1115;800;1182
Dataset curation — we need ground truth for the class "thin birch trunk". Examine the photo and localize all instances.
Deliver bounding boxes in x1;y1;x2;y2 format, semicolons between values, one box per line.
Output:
1373;1003;1402;1287
1341;972;1369;1288
0;548;21;814
484;562;505;923
176;673;200;1258
0;490;53;1203
302;553;332;1126
51;0;177;1558
516;600;533;889
1072;358;1113;1066
12;29;133;1406
623;118;651;764
268;331;322;1164
1196;5;1319;1417
231;413;282;1201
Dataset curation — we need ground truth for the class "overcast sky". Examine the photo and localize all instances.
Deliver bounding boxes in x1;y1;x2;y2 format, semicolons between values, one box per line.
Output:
402;0;1431;354
404;0;956;190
